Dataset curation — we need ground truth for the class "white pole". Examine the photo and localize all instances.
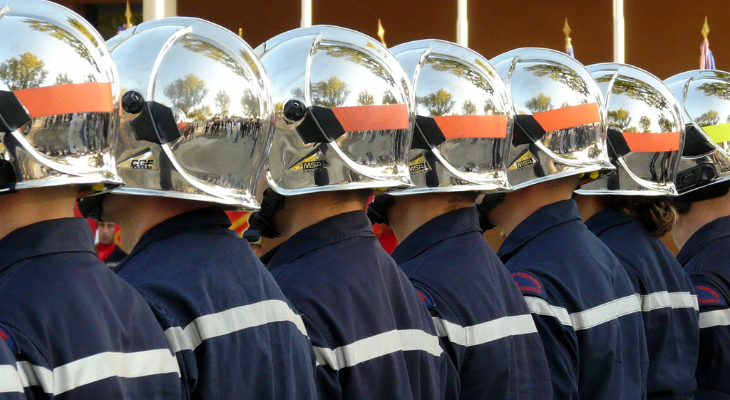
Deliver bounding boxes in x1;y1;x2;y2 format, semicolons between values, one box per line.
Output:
301;0;312;27
143;0;175;21
456;0;468;47
613;0;625;63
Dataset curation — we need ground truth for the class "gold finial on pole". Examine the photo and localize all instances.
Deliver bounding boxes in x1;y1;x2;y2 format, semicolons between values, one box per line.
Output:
702;16;710;41
125;1;133;28
377;19;386;47
563;18;571;39
238;28;243;38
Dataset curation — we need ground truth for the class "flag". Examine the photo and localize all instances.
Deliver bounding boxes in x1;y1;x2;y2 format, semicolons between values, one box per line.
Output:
226;211;251;237
563;19;574;58
700;17;715;69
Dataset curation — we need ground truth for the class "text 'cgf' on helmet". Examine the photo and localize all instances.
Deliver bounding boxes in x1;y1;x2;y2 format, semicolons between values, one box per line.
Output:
490;47;615;190
0;0;123;195
104;17;275;210
664;69;730;195
254;25;414;196
576;63;685;197
388;39;513;195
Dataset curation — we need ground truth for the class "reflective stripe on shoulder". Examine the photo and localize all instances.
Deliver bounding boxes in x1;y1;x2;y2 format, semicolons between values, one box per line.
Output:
0;365;24;393
524;294;642;330
16;349;179;395
164;299;307;353
641;291;699;312
432;314;538;347
313;329;442;370
699;308;730;329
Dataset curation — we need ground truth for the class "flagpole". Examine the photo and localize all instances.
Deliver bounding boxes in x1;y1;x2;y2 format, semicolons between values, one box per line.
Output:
613;0;625;63
456;0;468;47
301;0;312;27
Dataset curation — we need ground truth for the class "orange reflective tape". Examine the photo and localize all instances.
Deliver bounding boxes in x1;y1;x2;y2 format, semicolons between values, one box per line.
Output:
532;102;601;132
331;104;409;132
13;82;114;118
622;131;681;153
433;114;508;139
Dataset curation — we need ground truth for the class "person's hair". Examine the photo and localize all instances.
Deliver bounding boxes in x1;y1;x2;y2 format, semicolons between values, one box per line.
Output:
333;188;374;207
444;191;479;211
599;195;678;237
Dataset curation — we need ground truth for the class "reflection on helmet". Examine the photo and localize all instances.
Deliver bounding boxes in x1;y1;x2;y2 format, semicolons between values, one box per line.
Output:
388;39;512;195
109;17;275;210
0;0;123;194
577;63;684;196
255;25;413;195
490;48;614;190
665;70;730;194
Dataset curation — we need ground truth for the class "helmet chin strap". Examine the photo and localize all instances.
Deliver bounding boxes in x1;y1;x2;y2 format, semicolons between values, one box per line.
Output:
244;189;286;243
77;193;108;221
475;193;504;232
674;181;730;215
367;194;394;225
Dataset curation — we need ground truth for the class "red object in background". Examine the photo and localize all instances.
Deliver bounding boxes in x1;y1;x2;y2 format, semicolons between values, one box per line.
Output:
373;223;398;254
225;211;251;237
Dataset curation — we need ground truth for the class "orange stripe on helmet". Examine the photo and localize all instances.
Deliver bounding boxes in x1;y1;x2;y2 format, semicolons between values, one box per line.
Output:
330;104;409;132
532;102;601;132
13;82;114;118
622;131;681;153
433;114;508;139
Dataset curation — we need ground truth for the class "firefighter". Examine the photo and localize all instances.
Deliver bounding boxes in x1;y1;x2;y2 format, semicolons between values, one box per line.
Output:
575;62;699;398
479;48;649;399
665;69;730;399
246;26;453;399
0;1;183;398
78;18;316;400
368;39;552;399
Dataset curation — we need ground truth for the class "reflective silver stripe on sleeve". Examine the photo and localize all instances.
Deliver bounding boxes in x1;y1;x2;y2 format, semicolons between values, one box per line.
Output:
16;349;179;395
641;291;699;312
313;329;442;370
431;314;538;347
165;299;308;353
524;294;643;331
523;297;573;327
0;364;25;393
699;308;730;329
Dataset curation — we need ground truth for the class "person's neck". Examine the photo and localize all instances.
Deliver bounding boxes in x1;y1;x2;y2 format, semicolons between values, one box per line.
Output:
491;178;578;236
104;195;210;251
573;194;606;222
274;192;365;241
388;193;473;242
674;193;730;249
0;186;78;241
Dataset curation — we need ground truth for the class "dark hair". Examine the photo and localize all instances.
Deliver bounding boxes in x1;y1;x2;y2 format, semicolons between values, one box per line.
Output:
599;195;678;237
333;189;373;207
445;191;479;209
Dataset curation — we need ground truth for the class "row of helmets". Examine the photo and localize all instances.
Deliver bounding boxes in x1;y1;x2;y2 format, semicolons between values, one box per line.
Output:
2;1;730;213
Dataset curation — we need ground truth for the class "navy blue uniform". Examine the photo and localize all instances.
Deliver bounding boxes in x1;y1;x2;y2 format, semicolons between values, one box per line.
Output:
497;200;648;400
0;341;25;399
0;218;182;399
586;209;699;399
677;215;730;399
262;211;452;400
392;207;553;399
114;208;317;400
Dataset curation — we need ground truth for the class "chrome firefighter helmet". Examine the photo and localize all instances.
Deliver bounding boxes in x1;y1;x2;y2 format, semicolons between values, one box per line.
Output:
0;0;123;194
254;25;413;195
490;48;614;190
576;63;685;196
388;39;512;194
107;17;274;209
664;70;730;194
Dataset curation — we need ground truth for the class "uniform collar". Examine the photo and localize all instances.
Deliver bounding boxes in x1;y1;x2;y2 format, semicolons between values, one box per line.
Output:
391;206;481;264
0;218;95;271
676;215;730;265
584;208;633;236
497;199;582;261
126;207;232;260
262;211;374;269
